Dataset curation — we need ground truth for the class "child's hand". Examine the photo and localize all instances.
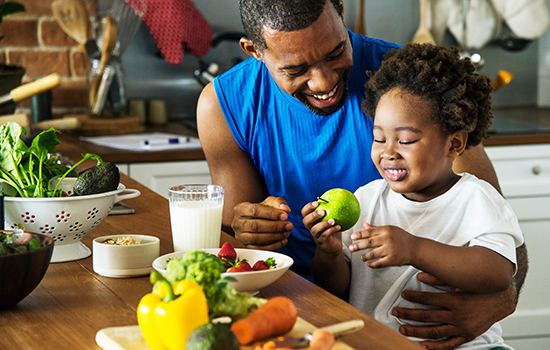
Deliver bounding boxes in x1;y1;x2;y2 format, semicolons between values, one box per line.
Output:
349;222;417;268
301;201;343;255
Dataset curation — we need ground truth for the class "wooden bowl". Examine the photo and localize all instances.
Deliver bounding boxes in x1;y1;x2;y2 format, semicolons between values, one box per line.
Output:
0;231;54;310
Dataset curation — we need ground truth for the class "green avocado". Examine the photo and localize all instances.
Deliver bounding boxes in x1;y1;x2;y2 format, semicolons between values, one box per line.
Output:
72;162;120;196
186;323;239;350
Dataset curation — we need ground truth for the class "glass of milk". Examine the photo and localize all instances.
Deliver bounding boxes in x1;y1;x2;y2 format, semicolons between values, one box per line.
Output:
168;184;224;252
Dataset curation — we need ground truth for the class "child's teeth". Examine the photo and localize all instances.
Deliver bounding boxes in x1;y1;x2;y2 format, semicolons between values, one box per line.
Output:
313;85;338;100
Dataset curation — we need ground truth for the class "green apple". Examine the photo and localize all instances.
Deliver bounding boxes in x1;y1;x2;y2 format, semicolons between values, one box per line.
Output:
317;188;361;231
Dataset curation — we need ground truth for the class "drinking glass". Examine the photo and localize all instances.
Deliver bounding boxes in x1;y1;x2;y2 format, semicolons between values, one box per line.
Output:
168;184;224;252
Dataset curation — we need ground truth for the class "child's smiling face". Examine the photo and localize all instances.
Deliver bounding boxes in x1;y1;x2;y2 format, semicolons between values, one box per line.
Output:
371;88;465;202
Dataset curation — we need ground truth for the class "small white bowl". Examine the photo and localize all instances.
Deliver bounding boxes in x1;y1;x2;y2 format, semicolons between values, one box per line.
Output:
93;235;160;278
153;248;293;294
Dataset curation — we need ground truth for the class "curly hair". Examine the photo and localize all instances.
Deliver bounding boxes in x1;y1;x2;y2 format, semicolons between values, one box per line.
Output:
362;43;494;148
238;0;343;52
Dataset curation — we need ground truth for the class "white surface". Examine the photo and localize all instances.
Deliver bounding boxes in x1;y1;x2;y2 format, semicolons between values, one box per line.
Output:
486;144;550;349
51;242;91;263
81;133;201;152
153;248;294;294
4;179;141;263
93;235;160;278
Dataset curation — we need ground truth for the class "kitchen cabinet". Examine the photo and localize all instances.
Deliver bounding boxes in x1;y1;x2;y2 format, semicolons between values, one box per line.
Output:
485;144;550;349
117;160;212;199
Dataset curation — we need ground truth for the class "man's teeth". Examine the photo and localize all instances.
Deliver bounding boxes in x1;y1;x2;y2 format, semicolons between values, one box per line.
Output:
313;85;338;100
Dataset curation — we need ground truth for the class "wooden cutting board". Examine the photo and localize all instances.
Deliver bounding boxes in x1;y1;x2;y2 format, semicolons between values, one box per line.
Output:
95;318;354;350
67;114;145;136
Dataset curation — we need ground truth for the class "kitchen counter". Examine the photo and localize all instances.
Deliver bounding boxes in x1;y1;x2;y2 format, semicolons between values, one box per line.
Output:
53;107;550;165
0;174;422;350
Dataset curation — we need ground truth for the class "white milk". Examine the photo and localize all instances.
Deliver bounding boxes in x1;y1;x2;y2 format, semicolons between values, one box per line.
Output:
169;201;223;252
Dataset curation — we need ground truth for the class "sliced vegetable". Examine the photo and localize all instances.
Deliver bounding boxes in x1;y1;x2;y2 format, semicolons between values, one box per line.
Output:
230;296;298;345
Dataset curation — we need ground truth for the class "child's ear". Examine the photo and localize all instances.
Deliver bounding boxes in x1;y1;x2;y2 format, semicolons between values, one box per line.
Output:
448;130;468;157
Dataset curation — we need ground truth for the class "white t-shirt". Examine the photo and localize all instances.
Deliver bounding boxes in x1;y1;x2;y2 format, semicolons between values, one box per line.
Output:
343;173;524;349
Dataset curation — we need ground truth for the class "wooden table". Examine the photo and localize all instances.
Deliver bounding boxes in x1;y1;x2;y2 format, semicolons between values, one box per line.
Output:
0;175;422;350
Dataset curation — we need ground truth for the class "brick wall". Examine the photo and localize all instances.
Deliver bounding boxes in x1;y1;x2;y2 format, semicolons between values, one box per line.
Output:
0;0;97;117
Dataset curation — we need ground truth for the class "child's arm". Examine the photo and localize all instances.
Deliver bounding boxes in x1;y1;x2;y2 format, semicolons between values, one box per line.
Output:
350;223;515;294
302;201;351;298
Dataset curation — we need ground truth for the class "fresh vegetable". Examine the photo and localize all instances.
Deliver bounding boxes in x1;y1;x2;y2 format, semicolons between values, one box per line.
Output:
309;330;335;350
230;296;298;345
72;162;120;195
0;122;102;198
163;250;266;320
186;322;239;350
137;271;209;350
0;229;45;256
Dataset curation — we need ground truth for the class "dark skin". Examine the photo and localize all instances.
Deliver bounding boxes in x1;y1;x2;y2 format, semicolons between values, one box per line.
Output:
196;1;528;348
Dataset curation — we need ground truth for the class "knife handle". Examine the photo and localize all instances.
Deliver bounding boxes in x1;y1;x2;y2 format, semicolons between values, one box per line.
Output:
318;319;365;338
11;73;61;103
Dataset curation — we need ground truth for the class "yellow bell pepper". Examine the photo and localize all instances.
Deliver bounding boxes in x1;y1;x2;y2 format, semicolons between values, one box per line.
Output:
137;271;209;350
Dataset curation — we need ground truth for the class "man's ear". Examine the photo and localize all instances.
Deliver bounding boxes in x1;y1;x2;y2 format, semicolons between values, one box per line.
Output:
448;130;468;157
240;37;262;60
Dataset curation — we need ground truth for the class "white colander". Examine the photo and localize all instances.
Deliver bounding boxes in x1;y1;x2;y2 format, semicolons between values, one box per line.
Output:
3;178;140;263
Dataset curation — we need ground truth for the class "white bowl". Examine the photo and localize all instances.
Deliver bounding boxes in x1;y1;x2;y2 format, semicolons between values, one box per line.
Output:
93;235;160;278
3;178;140;263
153;248;293;294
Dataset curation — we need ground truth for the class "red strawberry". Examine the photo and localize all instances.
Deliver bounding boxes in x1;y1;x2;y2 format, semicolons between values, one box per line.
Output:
218;242;237;260
227;261;254;273
252;257;277;271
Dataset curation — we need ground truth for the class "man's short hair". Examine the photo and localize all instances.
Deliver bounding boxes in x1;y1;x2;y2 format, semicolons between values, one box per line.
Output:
239;0;343;51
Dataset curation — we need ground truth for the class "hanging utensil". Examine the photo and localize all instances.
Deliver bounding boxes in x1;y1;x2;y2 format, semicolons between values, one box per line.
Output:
111;0;146;57
88;15;118;110
411;0;436;44
459;0;484;70
51;0;89;50
0;74;60;107
354;0;366;36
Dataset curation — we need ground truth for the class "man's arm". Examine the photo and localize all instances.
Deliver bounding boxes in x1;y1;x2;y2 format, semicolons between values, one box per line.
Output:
196;83;292;250
453;143;528;292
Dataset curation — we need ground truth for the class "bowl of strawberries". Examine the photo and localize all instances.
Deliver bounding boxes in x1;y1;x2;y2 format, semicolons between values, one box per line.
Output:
152;243;294;294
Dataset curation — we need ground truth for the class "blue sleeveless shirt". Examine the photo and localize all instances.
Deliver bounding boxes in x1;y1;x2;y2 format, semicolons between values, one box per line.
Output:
214;30;400;278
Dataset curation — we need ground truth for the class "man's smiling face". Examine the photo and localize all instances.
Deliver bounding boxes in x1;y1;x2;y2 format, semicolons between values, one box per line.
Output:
255;1;353;116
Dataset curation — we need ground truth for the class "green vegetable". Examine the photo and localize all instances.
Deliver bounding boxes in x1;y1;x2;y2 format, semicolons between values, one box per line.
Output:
164;251;266;320
72;162;120;196
0;122;102;198
186;323;239;350
0;231;45;256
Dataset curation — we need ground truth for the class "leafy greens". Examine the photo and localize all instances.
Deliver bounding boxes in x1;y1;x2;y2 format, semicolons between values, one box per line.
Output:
0;122;102;198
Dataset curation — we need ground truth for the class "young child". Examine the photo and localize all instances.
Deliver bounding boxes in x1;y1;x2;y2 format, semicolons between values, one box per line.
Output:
302;43;524;349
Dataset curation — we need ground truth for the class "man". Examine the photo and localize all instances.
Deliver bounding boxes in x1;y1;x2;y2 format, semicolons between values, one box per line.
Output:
197;0;527;348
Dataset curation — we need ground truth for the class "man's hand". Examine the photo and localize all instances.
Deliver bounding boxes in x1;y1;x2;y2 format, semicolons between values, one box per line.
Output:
231;196;294;251
392;273;516;350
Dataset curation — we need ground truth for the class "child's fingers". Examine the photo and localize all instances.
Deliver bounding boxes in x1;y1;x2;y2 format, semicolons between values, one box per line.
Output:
310;218;339;239
302;206;324;230
301;201;319;218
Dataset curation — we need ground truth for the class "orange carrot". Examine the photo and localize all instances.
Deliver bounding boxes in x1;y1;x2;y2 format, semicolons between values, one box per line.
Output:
309;329;335;350
230;296;298;345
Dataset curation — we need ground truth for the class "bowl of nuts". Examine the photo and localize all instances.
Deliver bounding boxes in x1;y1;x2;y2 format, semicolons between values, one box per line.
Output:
92;234;160;278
